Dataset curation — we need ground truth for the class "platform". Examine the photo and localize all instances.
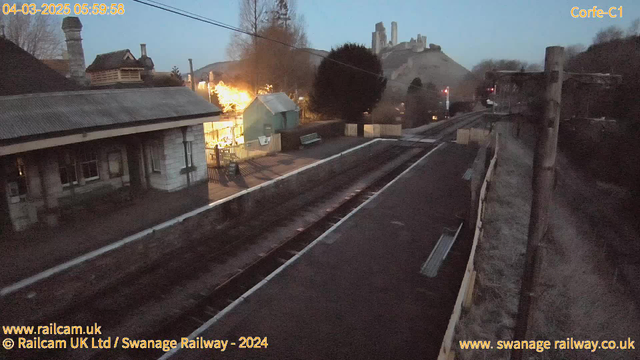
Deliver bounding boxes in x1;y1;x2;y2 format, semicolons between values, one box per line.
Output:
174;142;478;360
0;137;370;287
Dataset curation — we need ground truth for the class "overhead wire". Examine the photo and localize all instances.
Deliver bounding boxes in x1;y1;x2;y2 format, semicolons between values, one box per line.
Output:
132;0;443;94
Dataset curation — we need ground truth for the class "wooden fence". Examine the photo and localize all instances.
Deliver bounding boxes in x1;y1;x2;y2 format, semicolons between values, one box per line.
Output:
437;132;500;360
205;134;281;167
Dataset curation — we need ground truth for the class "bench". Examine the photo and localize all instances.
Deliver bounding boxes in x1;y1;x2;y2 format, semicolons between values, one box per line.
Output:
300;132;322;146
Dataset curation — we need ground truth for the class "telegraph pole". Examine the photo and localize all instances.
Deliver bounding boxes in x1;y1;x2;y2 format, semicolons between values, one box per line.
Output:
486;49;621;360
510;46;563;360
188;58;195;92
505;47;621;360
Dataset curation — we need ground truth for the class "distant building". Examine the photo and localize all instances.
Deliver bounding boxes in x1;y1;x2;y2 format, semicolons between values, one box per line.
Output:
86;49;146;86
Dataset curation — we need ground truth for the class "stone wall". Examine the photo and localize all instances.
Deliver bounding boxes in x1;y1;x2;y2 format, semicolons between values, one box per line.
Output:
136;139;392;247
147;124;207;192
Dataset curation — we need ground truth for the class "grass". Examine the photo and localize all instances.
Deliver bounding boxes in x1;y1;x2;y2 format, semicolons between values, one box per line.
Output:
454;120;640;360
454;122;532;360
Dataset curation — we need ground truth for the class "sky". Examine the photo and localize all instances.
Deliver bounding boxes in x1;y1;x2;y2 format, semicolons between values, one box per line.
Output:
43;0;640;72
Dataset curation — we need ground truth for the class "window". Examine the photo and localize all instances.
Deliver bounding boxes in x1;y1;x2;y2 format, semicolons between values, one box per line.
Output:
59;155;78;186
264;124;273;137
107;151;123;178
184;141;193;167
6;157;27;203
150;143;162;173
79;151;99;181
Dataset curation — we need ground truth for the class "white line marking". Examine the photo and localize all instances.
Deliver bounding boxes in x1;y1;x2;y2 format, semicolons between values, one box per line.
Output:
1;138;397;297
158;142;445;360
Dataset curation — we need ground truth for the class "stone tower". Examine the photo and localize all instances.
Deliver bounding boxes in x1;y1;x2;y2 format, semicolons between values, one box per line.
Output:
391;22;398;47
371;22;388;54
61;17;88;86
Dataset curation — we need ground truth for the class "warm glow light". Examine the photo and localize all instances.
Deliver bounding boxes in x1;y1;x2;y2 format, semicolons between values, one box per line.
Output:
257;84;273;95
213;81;253;113
211;82;273;113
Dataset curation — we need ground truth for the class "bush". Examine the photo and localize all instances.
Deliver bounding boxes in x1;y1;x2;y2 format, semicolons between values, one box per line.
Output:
370;101;402;124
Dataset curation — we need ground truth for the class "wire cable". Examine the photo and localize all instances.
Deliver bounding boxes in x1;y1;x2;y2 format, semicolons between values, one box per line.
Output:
132;0;443;94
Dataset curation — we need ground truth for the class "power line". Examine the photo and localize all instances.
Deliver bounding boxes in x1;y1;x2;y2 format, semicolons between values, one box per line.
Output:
132;0;442;94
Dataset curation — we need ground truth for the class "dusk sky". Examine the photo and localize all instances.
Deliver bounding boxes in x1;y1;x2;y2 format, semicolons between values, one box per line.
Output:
60;0;640;72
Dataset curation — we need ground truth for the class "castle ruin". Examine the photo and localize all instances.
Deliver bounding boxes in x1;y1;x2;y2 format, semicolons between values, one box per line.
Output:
371;21;429;54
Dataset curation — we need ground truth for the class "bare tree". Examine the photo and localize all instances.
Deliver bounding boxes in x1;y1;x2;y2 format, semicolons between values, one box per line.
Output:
593;25;624;44
565;44;585;63
227;0;311;94
627;18;640;37
0;4;63;59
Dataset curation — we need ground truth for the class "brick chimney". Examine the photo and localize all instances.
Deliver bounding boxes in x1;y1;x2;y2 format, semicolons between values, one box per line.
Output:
140;43;147;57
61;17;88;86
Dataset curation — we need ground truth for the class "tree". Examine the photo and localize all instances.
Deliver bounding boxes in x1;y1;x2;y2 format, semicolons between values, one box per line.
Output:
170;66;182;80
565;44;585;63
407;77;422;95
227;0;311;94
309;43;387;121
0;4;63;59
593;25;624;44
627;18;640;37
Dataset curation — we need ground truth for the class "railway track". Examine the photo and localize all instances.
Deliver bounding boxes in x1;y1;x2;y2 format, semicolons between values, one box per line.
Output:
9;112;485;360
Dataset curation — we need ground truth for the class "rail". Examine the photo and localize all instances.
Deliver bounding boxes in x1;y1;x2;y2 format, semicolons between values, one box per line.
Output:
437;131;500;360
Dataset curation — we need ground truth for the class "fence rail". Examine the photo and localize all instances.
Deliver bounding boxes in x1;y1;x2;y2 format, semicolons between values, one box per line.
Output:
437;132;500;360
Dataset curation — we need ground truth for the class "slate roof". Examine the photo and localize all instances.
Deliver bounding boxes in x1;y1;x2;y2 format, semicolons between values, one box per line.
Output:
252;93;298;115
0;37;80;96
0;87;221;144
86;49;143;72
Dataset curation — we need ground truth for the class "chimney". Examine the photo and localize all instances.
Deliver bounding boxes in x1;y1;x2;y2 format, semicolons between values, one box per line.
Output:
140;43;147;57
62;17;88;86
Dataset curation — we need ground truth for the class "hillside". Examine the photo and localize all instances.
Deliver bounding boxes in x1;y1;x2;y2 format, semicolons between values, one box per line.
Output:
380;48;473;100
187;48;329;83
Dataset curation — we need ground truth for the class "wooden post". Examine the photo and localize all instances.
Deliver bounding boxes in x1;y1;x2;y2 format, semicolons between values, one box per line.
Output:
188;58;195;92
511;46;564;360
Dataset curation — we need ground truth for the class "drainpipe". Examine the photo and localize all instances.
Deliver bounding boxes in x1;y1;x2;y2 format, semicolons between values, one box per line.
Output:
181;127;191;187
141;141;151;189
37;152;51;210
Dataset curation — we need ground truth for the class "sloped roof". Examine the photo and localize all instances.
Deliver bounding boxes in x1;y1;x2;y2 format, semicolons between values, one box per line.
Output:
0;87;221;144
42;59;70;77
86;49;143;72
0;37;80;96
251;93;298;115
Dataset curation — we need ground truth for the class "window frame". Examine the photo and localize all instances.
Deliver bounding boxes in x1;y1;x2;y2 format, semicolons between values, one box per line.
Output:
107;150;123;178
150;142;162;173
79;151;100;181
59;158;78;187
184;141;193;168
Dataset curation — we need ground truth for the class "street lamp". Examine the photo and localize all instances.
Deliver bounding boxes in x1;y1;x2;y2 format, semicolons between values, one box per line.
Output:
443;86;450;117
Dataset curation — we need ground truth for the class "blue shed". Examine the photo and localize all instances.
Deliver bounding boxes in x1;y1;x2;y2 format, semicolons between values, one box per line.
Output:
242;93;299;142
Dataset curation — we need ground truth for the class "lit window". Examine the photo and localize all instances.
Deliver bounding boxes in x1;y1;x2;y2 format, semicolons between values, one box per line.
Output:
184;141;193;167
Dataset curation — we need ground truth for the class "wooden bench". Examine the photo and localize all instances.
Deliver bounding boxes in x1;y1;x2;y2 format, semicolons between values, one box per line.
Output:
300;132;322;146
